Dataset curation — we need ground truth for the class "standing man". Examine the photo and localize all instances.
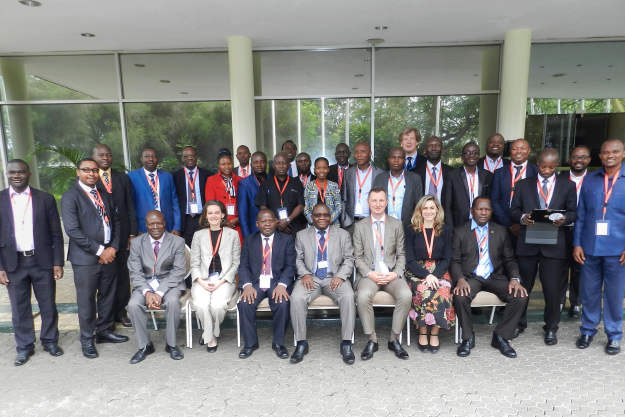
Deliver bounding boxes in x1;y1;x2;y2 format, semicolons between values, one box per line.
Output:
238;152;268;238
573;139;625;355
398;127;426;171
341;142;383;235
296;152;316;187
372;148;423;230
510;149;578;345
328;143;352;190
290;204;356;364
559;145;591;318
62;158;128;359
128;147;181;235
234;145;252;178
0;159;64;366
444;142;493;228
93;144;138;328
353;187;411;360
270;140;299;178
411;136;452;208
478;133;511;173
237;210;296;359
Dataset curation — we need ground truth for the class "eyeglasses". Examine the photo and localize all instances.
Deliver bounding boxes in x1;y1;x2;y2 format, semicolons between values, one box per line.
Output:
78;168;99;174
570;156;590;161
312;213;331;218
463;151;480;156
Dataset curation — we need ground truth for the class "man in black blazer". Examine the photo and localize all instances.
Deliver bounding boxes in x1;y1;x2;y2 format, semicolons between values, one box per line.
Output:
451;198;528;358
410;136;452;209
477;133;511;173
237;209;297;360
328;143;353;190
0;160;65;366
233;145;252;178
372;147;423;230
61;158;128;359
509;149;577;345
398;126;426;170
444;142;493;228
93;144;138;328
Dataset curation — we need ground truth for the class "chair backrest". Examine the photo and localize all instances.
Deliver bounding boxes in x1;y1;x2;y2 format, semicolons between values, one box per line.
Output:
184;244;191;280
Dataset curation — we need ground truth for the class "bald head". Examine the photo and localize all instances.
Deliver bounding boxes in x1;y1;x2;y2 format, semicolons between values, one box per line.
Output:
537;148;559;179
538;148;559;164
145;210;166;240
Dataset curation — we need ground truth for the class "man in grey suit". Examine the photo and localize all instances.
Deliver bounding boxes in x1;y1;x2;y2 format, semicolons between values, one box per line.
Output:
353;186;411;361
290;204;356;364
127;210;187;363
372;148;423;230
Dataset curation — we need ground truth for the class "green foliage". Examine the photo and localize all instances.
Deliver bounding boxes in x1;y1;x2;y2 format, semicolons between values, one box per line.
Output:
28;144;85;194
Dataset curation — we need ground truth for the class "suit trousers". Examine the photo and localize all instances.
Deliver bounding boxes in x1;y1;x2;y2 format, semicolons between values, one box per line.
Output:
356;277;411;335
290;276;356;341
237;282;291;347
72;262;117;344
560;227;581;307
580;255;625;341
517;253;565;332
113;247;130;321
6;256;59;353
453;277;528;341
127;288;182;348
191;280;236;341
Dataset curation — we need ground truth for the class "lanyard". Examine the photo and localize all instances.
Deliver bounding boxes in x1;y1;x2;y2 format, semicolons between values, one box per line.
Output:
101;171;112;194
372;218;385;256
603;169;621;219
315;179;327;203
145;171;159;200
338;166;346;189
274;176;290;207
570;171;586;193
240;166;249;178
10;190;32;227
221;177;234;203
356;165;372;199
262;237;274;273
300;174;309;187
388;173;404;206
509;164;527;199
474;227;488;259
316;229;329;260
484;157;502;173
537;177;556;209
422;226;435;260
83;188;110;225
209;228;223;271
426;165;441;190
466;169;476;201
185;169;196;202
253;174;261;186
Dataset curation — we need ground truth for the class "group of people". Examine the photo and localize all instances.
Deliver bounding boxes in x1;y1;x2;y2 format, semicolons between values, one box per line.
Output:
2;126;625;367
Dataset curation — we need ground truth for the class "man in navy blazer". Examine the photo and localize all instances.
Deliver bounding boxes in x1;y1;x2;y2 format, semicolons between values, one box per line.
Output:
237;209;297;360
573;139;625;355
237;152;267;238
127;147;181;235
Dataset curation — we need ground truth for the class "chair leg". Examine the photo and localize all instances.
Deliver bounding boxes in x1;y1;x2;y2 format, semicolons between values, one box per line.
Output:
186;302;192;349
489;306;496;325
151;311;158;331
236;309;241;348
351;332;354;344
455;318;460;344
294;331;297;347
406;317;411;347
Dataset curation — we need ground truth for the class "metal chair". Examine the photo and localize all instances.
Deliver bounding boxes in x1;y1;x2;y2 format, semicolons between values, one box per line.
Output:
454;291;507;344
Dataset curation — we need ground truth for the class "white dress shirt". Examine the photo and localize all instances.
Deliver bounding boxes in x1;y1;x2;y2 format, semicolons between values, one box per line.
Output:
144;234;165;297
288;160;298;178
10;186;34;252
353;164;374;217
484;155;505;172
536;174;556;208
78;180;110;255
425;160;444;201
185;167;202;215
569;170;587;202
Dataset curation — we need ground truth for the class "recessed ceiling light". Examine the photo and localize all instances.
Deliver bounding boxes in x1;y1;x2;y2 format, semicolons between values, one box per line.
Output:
474;74;478;76
352;87;359;90
134;63;145;68
607;79;612;81
540;66;545;68
375;26;388;30
609;65;614;68
355;74;364;77
160;80;170;83
573;81;577;84
81;33;95;38
540;82;545;85
181;92;188;95
366;38;385;46
553;73;565;77
19;0;41;6
577;64;582;67
364;58;371;61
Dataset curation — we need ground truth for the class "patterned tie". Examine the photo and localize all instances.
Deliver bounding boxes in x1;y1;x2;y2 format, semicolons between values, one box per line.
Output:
338;167;344;190
148;172;158;209
242;167;247;178
90;189;106;221
540;178;549;209
428;167;438;196
374;220;384;273
154;241;160;258
406;156;413;171
316;231;327;279
261;238;271;291
187;169;196;216
102;172;110;189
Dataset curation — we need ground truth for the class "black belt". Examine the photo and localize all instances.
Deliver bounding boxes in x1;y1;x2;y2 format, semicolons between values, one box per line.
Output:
17;250;35;257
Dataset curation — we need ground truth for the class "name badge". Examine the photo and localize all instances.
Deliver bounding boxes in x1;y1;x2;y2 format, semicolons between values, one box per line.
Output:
104;225;111;244
476;265;486;277
355;202;363;216
596;220;610;236
277;207;289;220
378;260;390;274
148;276;160;292
227;204;236;216
190;204;199;214
208;272;220;281
317;260;328;269
259;274;272;288
389;212;398;219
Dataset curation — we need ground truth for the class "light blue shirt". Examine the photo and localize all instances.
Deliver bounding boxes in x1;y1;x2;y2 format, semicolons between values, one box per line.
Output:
312;227;332;276
471;220;493;279
387;172;406;220
353;165;373;217
185;167;202;215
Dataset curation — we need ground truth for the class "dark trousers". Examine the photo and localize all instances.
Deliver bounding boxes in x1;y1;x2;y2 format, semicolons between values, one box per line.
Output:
113;247;130;321
453;277;528;341
237;282;291;347
72;261;117;344
560;227;581;307
182;214;200;288
6;255;59;353
517;253;565;332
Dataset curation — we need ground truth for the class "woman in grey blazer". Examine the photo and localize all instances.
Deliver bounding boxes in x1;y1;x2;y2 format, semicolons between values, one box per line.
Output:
190;200;240;352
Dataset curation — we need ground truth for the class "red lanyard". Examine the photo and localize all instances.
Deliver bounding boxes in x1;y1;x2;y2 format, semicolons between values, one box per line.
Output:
10;190;32;226
422;226;435;259
338;167;346;189
274;176;290;207
101;171;112;193
356;165;372;198
484;157;502;173
509;164;527;199
426;165;441;189
209;228;223;271
570;171;586;193
316;229;329;260
537;177;556;209
262;238;274;274
300;174;309;187
145;171;159;200
315;179;327;203
466;169;476;200
221;177;234;204
83;188;109;224
372;217;385;256
253;174;261;186
388;174;404;206
185;169;196;201
603;169;621;219
474;227;488;259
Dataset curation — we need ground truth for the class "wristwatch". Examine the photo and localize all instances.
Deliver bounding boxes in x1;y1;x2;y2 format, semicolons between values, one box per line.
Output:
511;278;521;283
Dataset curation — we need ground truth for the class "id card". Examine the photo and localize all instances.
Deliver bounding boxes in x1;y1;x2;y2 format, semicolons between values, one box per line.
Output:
148;276;160;292
596;220;610;236
389;212;398;219
259;274;272;288
277;207;289;220
104;225;111;244
227;204;236;216
208;272;220;282
317;260;328;269
190;204;199;214
378;260;390;274
476;265;486;277
355;202;363;216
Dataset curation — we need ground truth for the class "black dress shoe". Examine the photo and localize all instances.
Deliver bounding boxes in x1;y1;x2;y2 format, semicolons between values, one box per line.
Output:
340;342;355;365
207;344;218;353
43;344;64;356
491;332;517;358
95;332;129;344
239;343;259;359
568;305;581;318
81;342;99;359
513;327;525;339
165;344;184;360
130;343;155;364
417;335;429;353
117;317;132;328
360;340;378;360
271;342;289;359
290;343;309;363
606;340;621;355
457;333;475;357
576;334;593;349
14;350;34;366
199;337;205;346
388;340;409;360
544;331;558;346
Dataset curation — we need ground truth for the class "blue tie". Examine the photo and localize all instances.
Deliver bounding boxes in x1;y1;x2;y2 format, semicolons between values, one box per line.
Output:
288;164;293;177
406;156;413;171
148;173;158;209
316;231;327;279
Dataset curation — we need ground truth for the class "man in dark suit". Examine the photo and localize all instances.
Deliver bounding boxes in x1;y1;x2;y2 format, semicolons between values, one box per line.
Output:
237;209;296;359
92;144;138;328
328;143;352;190
0;159;65;366
233;145;252;178
410;136;452;209
510;149;577;345
296;152;316;187
451;197;528;358
61;158;128;359
477;133;511;173
398;126;426;170
238;152;267;238
444;142;493;228
372;147;423;230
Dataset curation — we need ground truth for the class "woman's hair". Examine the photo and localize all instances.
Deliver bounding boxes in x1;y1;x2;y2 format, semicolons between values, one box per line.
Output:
314;157;329;167
198;200;227;229
217;153;233;164
410;195;444;237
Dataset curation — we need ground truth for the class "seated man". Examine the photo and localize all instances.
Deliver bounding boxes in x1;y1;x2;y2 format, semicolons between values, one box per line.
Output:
353;187;411;360
127;211;187;363
291;204;356;364
237;209;297;359
451;198;528;358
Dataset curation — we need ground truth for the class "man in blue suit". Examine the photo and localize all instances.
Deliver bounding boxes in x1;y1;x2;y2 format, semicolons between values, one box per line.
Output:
237;152;267;238
127;148;181;235
573;139;625;355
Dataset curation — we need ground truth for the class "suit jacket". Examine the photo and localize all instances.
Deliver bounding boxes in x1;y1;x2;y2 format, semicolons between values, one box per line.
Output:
61;183;121;266
352;215;406;285
237;175;262;237
295;226;354;281
509;175;577;259
172;166;213;233
490;162;538;229
0;188;64;272
405;153;427;171
443;166;493;228
410;161;453;208
96;169;138;242
372;170;423;230
190;227;240;284
238;231;296;289
450;221;520;284
127;169;181;233
477;156;511;172
340;164;384;227
328;163;354;186
127;232;187;295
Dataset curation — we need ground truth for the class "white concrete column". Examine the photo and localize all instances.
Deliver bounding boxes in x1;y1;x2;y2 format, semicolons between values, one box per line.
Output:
498;29;532;142
228;36;257;154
